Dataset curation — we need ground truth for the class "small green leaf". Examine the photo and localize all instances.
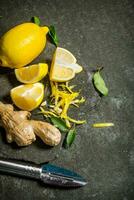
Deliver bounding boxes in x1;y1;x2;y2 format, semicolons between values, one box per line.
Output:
64;128;76;148
31;16;40;26
93;70;108;96
50;116;68;132
48;25;59;46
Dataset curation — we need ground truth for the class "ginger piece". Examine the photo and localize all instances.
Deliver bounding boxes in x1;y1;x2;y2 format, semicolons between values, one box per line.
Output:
0;102;36;146
0;102;61;147
31;120;61;146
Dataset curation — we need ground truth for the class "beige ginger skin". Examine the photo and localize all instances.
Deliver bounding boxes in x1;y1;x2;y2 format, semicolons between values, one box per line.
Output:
0;102;61;146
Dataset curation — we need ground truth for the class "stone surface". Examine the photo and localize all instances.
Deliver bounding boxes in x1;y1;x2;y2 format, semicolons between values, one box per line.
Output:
0;0;134;199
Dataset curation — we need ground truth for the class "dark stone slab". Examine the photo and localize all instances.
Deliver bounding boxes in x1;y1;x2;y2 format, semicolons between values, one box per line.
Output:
0;0;134;199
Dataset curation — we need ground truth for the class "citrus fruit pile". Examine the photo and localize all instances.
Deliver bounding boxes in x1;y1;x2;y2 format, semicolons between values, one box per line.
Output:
0;21;83;112
11;47;83;111
11;62;48;111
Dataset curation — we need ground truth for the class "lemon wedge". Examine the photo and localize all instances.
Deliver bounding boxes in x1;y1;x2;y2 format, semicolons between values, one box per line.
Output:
50;47;83;82
55;47;83;73
50;63;75;82
15;63;48;84
10;83;44;111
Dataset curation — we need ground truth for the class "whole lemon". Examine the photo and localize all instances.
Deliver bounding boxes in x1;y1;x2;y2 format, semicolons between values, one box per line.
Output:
0;23;49;68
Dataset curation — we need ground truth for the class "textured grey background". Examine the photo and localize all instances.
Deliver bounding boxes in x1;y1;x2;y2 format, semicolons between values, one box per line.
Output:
0;0;134;199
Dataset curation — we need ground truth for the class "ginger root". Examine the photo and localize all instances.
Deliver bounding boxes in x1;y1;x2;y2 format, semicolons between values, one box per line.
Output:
0;102;61;146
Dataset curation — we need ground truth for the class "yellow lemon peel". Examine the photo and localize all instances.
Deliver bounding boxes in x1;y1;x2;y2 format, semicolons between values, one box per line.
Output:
40;107;58;117
0;23;48;68
40;81;86;127
93;123;114;128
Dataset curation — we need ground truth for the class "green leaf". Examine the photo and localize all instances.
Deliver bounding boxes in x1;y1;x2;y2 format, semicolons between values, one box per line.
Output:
48;25;58;46
64;128;76;148
93;70;108;96
31;16;40;26
50;116;68;132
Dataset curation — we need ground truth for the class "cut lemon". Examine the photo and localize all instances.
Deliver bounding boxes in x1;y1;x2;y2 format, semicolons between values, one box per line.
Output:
50;47;83;82
55;47;77;64
10;83;44;111
50;63;75;82
68;63;83;73
15;63;48;84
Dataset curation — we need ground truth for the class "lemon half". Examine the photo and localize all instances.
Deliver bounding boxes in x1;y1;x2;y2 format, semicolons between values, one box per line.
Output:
10;83;44;111
15;63;48;84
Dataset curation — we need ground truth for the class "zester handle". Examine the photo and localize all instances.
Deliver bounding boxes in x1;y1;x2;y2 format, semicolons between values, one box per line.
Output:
0;158;41;179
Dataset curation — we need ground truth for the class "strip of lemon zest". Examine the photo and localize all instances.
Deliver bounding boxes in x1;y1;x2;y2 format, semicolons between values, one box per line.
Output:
65;118;71;128
59;82;76;93
93;123;114;128
71;103;79;107
40;107;58;117
66;116;86;124
73;97;85;104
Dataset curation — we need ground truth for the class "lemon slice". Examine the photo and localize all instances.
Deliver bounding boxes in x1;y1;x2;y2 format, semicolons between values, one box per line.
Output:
10;83;44;111
50;63;75;82
15;63;48;84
